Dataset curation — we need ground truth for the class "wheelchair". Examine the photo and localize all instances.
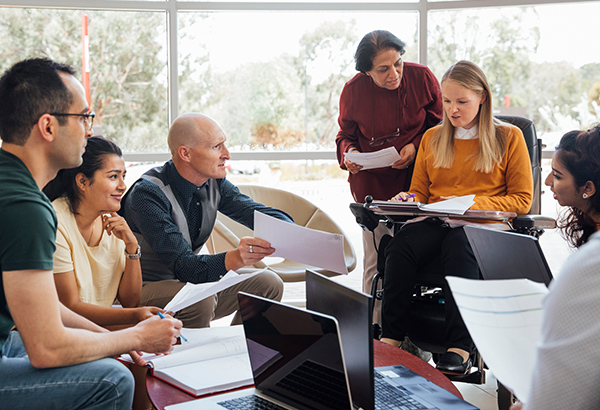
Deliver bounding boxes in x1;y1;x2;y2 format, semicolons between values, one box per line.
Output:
349;115;556;410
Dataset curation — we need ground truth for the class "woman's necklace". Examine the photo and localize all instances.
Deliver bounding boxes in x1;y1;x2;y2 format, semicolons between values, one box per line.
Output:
85;219;96;245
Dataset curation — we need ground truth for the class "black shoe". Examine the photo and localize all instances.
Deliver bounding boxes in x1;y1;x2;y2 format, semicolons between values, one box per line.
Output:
436;351;472;375
400;337;432;363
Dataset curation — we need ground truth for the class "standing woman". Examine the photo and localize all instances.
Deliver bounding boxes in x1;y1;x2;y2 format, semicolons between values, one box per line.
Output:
44;136;161;329
381;60;533;375
335;30;443;313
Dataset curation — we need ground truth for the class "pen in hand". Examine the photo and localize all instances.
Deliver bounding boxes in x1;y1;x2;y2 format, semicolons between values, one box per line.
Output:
157;311;188;343
392;192;416;202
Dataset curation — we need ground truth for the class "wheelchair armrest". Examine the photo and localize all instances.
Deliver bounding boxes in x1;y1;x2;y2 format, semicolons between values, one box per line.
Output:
349;202;380;232
512;214;556;237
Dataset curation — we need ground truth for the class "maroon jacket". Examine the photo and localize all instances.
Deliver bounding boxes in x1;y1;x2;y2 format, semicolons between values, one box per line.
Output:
336;63;442;202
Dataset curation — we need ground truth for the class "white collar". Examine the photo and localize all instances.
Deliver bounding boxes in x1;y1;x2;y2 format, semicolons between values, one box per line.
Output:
455;125;478;140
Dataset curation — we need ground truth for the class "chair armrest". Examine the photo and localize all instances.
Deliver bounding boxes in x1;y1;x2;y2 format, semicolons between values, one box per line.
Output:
349;202;380;232
513;215;556;229
512;215;556;238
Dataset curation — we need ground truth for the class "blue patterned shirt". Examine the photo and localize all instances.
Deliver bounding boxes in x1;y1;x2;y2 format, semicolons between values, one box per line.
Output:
122;160;293;283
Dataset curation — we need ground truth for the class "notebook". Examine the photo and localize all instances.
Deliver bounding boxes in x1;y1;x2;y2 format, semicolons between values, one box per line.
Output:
166;292;354;410
305;270;479;410
463;225;553;286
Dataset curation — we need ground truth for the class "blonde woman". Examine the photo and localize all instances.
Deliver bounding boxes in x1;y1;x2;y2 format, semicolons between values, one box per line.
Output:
380;60;533;375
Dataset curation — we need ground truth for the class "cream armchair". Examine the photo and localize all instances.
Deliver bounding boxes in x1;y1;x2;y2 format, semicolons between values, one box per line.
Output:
204;184;357;282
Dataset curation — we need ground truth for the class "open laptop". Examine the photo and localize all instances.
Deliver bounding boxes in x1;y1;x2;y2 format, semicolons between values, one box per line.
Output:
463;225;553;286
305;270;478;410
166;292;354;410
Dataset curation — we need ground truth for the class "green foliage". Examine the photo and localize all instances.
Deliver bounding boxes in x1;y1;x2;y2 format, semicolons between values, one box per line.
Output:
2;6;598;153
297;20;358;147
0;8;169;152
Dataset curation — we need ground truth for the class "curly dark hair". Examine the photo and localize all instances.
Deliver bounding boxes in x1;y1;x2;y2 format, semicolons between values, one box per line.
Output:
554;125;600;248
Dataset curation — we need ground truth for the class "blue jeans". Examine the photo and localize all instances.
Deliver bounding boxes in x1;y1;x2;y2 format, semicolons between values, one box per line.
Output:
0;331;134;409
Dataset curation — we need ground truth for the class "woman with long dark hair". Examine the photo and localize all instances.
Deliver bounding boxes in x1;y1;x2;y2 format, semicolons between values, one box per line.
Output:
44;136;161;328
513;125;600;409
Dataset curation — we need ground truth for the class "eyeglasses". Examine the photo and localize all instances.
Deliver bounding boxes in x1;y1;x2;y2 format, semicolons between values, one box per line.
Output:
49;111;95;132
369;129;400;147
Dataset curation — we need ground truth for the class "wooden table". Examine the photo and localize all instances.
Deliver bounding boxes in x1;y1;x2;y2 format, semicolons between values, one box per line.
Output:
144;339;462;410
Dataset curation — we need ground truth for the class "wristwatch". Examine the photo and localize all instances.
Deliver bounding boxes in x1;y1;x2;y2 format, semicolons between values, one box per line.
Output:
125;244;141;260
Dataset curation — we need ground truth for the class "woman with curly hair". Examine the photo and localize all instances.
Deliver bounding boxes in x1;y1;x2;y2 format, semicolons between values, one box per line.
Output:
546;126;600;247
513;125;600;409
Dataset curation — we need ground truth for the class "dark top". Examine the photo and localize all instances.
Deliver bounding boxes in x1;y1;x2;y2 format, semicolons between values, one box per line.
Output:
335;63;443;202
122;160;293;283
0;149;57;348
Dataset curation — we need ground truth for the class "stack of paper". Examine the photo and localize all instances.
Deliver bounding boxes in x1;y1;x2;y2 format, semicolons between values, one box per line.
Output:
371;194;475;215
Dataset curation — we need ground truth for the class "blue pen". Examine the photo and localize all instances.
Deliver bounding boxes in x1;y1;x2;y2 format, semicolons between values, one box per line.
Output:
403;193;416;202
157;311;188;343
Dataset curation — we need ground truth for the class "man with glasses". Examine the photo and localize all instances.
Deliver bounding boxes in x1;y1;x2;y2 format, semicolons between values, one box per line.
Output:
0;58;182;409
122;113;292;328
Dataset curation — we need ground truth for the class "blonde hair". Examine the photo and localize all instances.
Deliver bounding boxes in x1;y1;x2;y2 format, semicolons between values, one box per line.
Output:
430;60;506;173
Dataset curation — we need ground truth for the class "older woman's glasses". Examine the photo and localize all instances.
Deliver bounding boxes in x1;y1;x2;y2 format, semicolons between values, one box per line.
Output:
49;111;95;132
369;129;400;147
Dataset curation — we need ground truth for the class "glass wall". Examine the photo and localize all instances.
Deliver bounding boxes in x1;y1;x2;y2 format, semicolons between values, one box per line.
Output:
429;2;600;150
0;7;169;152
178;11;418;151
0;0;599;154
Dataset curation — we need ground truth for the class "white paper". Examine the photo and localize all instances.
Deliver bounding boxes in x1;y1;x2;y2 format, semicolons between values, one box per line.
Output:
344;146;401;170
163;269;266;313
253;211;348;275
419;194;475;214
119;325;245;364
447;277;548;403
370;194;475;215
120;326;253;396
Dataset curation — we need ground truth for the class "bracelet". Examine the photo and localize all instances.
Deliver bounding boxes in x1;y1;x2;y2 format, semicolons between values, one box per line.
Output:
125;244;141;260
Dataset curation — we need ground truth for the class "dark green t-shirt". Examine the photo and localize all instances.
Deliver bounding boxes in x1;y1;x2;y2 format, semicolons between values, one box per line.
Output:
0;149;57;348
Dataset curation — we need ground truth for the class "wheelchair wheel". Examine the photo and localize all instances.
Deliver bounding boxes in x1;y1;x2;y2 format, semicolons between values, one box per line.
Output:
497;381;517;410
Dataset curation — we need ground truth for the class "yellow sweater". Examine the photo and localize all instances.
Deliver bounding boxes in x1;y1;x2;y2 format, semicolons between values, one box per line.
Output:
410;124;533;215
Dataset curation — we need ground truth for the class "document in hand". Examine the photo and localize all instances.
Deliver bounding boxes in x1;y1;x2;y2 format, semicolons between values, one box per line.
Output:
163;268;267;313
446;277;548;403
343;146;401;170
253;211;348;275
120;326;253;396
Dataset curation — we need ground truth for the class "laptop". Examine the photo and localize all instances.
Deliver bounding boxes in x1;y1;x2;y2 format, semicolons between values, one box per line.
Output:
305;270;478;410
463;225;553;286
166;292;354;410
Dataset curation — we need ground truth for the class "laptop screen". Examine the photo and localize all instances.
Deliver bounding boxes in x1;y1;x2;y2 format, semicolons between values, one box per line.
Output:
237;292;353;410
463;225;553;286
306;270;375;410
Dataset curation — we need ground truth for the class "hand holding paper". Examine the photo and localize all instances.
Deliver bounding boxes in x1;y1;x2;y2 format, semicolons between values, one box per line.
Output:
253;211;348;275
344;146;401;170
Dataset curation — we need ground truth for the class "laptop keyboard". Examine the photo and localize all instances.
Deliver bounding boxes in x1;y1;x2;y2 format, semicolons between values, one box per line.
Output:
374;372;430;409
217;395;287;410
275;360;349;409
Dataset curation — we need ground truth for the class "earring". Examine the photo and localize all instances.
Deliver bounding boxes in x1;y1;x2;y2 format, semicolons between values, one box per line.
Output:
583;193;589;199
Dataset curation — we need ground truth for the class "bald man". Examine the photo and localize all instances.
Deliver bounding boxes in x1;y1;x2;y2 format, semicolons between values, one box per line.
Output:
122;113;292;328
